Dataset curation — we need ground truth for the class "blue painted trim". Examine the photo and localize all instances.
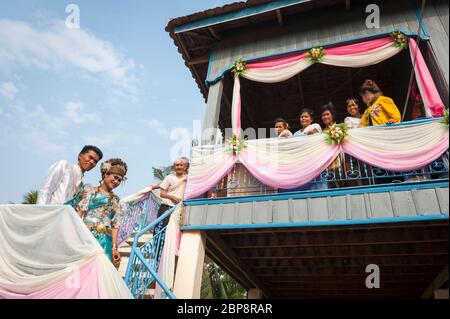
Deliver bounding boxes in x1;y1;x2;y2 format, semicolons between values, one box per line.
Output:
134;250;177;299
205;48;215;89
413;0;431;38
206;30;426;84
183;180;449;206
174;0;308;34
182;214;449;231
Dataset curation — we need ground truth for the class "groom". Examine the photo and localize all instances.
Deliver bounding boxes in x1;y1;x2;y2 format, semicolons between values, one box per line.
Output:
37;145;103;205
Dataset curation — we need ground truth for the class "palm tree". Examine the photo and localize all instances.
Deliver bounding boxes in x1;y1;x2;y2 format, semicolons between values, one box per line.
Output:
152;166;173;181
22;190;38;204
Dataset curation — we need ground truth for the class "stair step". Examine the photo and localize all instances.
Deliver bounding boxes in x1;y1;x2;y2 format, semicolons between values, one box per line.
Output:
126;233;153;246
118;245;132;257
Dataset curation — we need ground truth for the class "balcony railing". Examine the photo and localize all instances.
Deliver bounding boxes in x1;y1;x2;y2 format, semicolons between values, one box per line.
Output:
207;151;449;198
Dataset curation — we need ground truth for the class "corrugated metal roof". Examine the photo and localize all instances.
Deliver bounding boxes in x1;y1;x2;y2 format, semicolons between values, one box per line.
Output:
184;186;449;229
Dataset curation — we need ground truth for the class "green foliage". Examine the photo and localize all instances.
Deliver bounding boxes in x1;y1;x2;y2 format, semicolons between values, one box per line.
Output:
152;165;172;181
441;108;449;126
22;190;38;204
201;262;247;299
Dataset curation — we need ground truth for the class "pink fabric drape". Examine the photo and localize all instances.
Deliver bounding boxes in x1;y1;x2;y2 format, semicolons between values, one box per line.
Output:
248;53;307;70
0;259;102;299
409;38;445;117
342;136;449;172
326;37;393;55
239;146;341;189
184;156;237;199
247;38;393;70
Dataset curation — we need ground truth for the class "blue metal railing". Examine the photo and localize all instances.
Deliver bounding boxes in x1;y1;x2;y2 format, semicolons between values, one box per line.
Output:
124;204;179;299
118;192;161;245
209;151;449;198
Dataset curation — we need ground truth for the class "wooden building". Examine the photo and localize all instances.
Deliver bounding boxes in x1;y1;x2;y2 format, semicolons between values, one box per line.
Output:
165;0;449;299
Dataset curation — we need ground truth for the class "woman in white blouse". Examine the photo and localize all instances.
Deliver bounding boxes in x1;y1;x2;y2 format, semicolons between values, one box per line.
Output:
344;98;362;129
294;108;322;136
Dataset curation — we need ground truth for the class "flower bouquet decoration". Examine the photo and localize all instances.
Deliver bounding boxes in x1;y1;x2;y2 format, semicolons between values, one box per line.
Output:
325;123;348;145
231;59;247;77
307;46;326;62
390;31;409;50
225;134;247;155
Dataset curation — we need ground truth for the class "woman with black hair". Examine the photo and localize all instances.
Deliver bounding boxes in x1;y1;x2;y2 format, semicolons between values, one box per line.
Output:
320;102;337;132
344;98;363;129
294;108;322;136
359;80;401;126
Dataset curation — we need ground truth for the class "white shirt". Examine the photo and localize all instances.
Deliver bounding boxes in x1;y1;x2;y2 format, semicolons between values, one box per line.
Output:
159;174;187;206
37;160;84;205
344;116;362;129
294;123;322;136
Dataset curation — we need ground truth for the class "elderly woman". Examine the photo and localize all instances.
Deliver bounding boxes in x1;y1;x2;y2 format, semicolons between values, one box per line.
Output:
66;158;127;267
294;108;322;136
359;80;401;126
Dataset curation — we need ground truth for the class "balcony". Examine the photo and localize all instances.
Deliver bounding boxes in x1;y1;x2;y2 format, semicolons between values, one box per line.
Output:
207;152;449;199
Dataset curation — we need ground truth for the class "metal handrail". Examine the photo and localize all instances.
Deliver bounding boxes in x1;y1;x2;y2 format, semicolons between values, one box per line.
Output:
124;204;180;299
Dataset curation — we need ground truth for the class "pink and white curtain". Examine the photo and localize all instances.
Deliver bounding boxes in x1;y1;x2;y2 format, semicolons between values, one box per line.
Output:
184;119;449;199
230;36;445;133
0;205;133;299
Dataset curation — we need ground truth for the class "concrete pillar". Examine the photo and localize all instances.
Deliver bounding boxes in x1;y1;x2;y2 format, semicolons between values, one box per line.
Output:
202;79;223;145
173;231;207;299
247;288;263;299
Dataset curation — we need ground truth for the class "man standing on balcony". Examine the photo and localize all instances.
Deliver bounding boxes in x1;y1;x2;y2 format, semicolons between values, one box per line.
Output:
37;145;103;205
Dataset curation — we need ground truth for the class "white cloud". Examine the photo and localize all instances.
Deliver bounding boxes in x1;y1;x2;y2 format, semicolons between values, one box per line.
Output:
65;100;101;125
142;118;170;137
0;19;138;101
0;82;19;100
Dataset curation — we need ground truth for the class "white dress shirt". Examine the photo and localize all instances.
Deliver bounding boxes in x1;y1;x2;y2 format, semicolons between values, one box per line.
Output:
37;160;84;205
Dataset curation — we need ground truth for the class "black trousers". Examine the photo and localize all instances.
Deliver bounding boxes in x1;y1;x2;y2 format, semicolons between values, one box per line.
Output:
156;204;172;229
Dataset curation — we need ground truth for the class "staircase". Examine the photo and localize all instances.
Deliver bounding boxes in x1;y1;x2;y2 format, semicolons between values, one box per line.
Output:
118;232;155;299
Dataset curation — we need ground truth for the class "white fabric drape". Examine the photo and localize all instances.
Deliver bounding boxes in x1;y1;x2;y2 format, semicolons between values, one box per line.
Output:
154;205;182;299
0;205;132;298
346;121;448;153
185;119;449;196
243;59;313;83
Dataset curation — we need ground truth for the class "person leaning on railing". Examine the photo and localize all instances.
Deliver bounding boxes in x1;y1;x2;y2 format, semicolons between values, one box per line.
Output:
149;157;189;228
274;117;293;138
359;79;401;127
342;97;371;186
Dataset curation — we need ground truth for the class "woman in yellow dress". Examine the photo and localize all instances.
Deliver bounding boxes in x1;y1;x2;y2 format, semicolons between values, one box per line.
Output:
359;80;401;126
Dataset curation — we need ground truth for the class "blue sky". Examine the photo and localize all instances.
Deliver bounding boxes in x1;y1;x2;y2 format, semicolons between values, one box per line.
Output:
0;0;234;203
